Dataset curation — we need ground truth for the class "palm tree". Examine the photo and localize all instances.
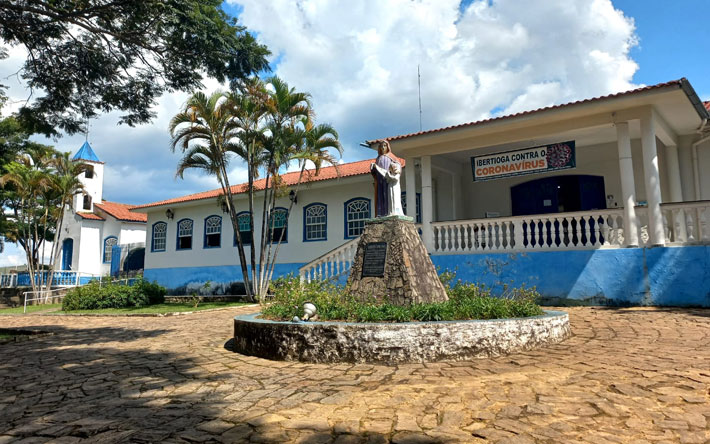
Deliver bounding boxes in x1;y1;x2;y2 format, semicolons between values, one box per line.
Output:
44;152;88;291
169;91;255;300
0;152;53;293
263;118;342;291
254;77;312;298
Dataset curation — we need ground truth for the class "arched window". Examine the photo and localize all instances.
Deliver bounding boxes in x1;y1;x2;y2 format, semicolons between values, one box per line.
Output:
401;192;422;223
204;215;222;248
270;208;288;243
103;236;118;263
176;219;193;250
85;165;94;179
152;222;167;252
303;203;327;241
235;212;252;245
344;198;370;239
82;194;92;210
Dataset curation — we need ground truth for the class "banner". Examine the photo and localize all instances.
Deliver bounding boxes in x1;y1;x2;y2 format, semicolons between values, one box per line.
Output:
471;140;576;182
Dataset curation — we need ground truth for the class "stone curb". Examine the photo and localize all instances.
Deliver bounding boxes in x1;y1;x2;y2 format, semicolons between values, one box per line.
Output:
234;310;571;363
0;304;259;318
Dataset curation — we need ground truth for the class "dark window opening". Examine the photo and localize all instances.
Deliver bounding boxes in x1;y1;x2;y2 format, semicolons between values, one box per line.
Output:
83;194;92;210
85;166;94;179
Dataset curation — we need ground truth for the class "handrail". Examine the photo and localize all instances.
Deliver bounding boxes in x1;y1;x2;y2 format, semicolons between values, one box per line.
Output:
23;288;68;313
299;237;360;283
431;208;624;227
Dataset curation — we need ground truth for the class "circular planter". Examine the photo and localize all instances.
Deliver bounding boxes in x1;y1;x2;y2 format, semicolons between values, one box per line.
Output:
233;311;570;364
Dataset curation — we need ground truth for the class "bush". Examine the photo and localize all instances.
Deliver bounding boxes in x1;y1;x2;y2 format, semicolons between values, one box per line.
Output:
261;275;544;322
62;278;166;311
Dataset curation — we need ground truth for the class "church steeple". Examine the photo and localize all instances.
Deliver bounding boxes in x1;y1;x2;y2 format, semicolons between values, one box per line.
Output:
72;141;101;163
73;142;104;212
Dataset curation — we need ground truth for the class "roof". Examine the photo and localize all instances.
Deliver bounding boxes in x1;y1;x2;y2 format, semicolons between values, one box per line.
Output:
76;212;104;221
374;79;708;144
94;201;147;223
72;141;102;163
132;156;404;210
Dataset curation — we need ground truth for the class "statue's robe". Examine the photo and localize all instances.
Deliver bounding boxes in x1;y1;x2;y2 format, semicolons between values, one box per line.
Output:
372;154;392;217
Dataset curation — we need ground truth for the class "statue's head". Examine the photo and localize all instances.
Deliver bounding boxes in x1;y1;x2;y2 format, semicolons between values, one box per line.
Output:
376;140;391;156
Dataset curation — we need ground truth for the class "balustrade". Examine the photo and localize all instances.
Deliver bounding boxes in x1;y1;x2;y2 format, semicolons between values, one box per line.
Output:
299;238;359;283
432;209;625;253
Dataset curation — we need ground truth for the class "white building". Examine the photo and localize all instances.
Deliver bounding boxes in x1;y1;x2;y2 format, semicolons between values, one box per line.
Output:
55;142;147;278
132;79;710;306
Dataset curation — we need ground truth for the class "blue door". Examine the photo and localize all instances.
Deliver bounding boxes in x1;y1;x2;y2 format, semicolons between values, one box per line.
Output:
110;245;122;277
61;239;73;270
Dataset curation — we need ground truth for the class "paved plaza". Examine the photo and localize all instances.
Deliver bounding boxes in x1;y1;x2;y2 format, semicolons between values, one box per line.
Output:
1;306;709;443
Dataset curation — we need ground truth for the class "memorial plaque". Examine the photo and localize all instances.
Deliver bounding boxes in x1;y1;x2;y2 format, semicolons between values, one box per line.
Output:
361;242;387;277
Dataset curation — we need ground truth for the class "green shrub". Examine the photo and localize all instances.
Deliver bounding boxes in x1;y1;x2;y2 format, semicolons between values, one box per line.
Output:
62;278;166;311
261;275;544;322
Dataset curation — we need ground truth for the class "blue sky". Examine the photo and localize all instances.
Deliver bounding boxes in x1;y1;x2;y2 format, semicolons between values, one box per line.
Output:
1;0;708;266
613;0;709;99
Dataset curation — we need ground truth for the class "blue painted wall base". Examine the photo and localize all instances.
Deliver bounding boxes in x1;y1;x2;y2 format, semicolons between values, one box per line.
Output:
143;246;710;306
144;263;305;295
431;246;710;307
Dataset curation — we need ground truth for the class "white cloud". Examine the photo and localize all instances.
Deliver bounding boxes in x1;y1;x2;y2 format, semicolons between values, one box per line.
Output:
232;0;639;161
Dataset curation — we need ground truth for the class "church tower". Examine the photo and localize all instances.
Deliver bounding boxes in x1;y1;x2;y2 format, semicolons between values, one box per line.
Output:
72;141;104;212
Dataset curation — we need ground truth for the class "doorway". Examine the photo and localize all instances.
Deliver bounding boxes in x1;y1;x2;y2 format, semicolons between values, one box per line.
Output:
61;238;73;270
510;175;606;216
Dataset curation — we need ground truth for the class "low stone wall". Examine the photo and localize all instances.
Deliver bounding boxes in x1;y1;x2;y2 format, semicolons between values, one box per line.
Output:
233;311;570;364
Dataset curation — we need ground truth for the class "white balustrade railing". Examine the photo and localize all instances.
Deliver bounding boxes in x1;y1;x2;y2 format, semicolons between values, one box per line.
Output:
299;237;360;283
661;200;710;244
4;271;100;288
432;209;626;253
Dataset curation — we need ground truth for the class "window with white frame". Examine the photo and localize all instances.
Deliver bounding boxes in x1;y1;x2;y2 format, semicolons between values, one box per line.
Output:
401;192;422;223
204;215;222;248
235;212;252;245
304;203;327;241
152;222;167;252
103;236;117;263
345;198;370;238
177;219;193;250
270;208;288;242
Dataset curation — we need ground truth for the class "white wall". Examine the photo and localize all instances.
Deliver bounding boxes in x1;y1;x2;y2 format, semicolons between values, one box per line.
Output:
120;224;147;245
74;161;104;212
698;139;710;200
144;175;376;270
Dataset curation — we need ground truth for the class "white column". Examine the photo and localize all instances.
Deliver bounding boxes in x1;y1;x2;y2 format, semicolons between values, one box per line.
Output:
421;155;434;251
451;173;459;220
665;144;683;202
665;144;687;241
616;122;639;247
404;157;417;220
641;112;666;246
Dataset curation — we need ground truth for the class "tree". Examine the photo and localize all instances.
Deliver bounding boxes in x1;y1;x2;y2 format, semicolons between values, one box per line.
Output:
169;90;255;301
0;0;270;136
170;77;342;302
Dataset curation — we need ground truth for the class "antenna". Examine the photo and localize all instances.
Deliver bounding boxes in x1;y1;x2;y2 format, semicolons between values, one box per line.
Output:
84;115;90;142
417;65;422;131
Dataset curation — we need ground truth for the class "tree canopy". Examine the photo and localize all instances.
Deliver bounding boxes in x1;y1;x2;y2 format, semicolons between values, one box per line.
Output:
0;0;270;136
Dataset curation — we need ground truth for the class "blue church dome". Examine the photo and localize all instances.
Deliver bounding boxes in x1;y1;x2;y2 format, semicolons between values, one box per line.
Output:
72;141;101;163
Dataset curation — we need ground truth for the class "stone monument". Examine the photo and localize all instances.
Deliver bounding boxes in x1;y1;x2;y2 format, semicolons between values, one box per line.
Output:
347;141;448;306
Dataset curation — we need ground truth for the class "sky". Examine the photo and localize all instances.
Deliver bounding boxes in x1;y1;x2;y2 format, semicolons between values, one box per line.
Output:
1;0;709;266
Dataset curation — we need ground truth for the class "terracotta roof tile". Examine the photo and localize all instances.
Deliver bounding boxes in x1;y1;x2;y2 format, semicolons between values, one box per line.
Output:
704;101;710;112
132;156;404;210
95;201;147;223
77;212;104;221
375;79;689;143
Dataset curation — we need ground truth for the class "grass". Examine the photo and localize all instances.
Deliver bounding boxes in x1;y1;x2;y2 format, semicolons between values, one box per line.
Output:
55;301;251;315
0;303;62;314
262;276;545;323
0;333;13;340
0;301;250;315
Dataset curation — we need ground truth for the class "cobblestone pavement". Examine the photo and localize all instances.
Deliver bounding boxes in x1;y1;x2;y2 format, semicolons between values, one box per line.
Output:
1;306;709;443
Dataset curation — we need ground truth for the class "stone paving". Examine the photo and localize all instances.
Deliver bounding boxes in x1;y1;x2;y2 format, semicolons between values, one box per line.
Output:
0;306;709;443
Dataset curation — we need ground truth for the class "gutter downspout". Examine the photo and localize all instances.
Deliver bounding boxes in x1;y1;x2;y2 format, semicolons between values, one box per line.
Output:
692;118;709;200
